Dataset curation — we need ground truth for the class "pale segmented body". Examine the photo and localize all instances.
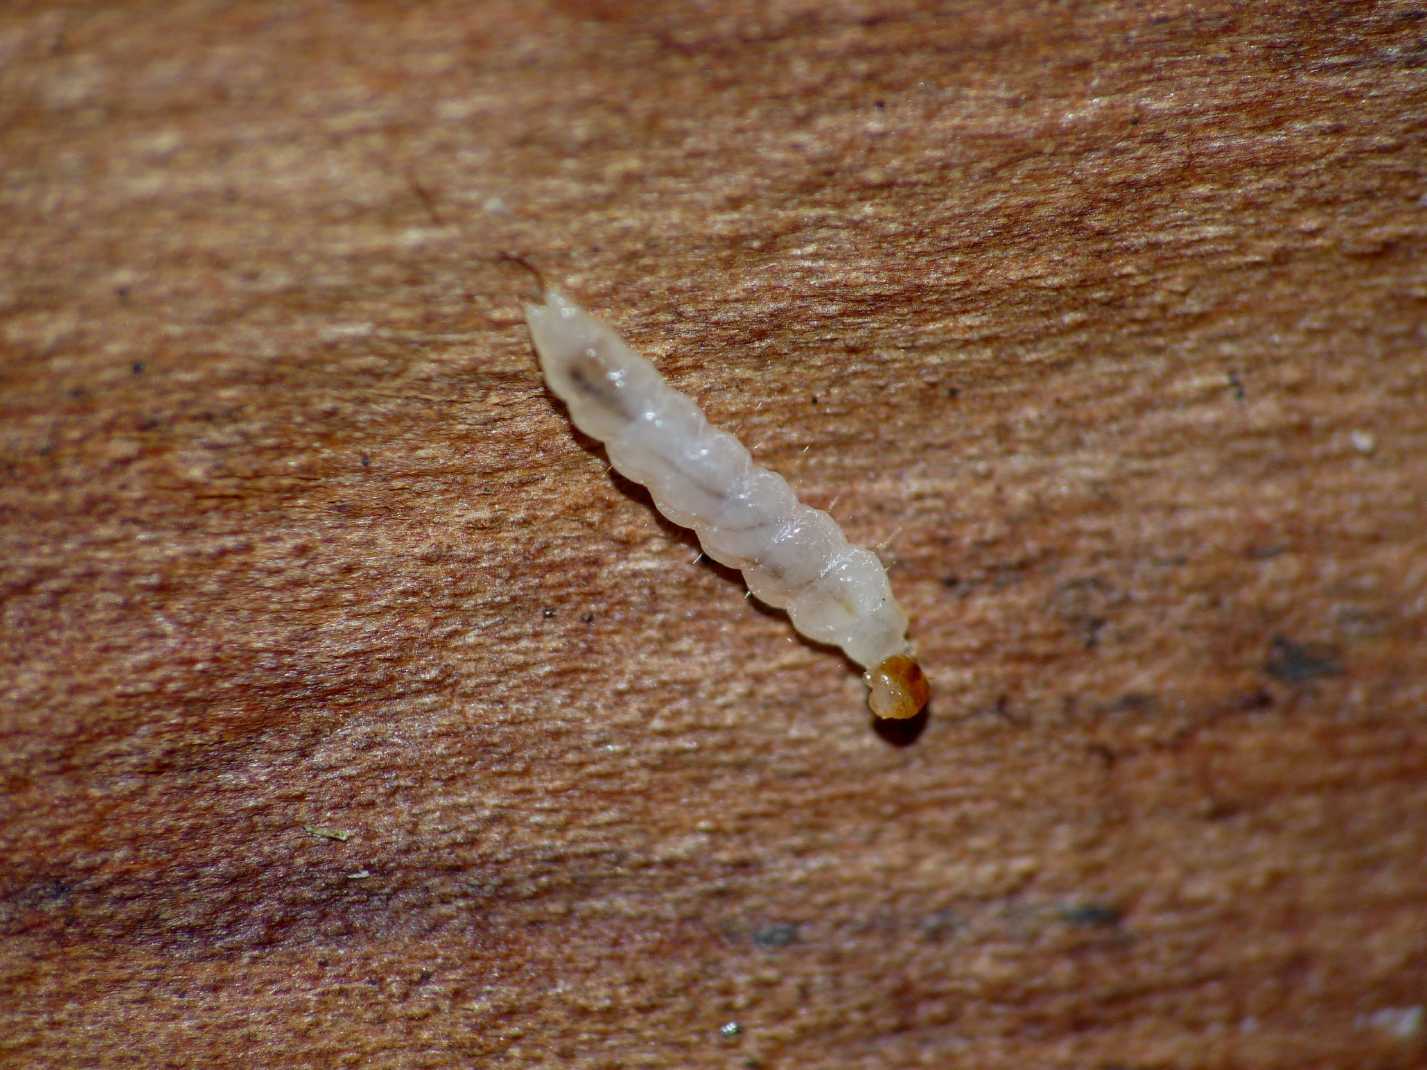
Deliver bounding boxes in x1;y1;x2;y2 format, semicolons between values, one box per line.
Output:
522;285;928;719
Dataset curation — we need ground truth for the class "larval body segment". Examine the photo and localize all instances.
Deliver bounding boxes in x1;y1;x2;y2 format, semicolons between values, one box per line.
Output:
522;286;929;719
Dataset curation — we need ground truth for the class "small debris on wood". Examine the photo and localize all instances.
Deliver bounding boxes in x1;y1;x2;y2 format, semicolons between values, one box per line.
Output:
303;825;351;842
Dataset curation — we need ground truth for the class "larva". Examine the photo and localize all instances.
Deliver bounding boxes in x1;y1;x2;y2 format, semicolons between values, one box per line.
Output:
520;276;929;720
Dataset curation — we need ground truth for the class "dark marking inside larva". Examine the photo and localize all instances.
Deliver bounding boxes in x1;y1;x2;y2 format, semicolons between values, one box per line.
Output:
652;439;733;508
567;348;638;420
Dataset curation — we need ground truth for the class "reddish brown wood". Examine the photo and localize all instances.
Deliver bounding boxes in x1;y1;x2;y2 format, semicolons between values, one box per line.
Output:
3;2;1424;1067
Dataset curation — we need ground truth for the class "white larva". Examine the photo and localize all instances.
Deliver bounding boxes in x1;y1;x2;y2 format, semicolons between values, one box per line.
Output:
519;275;929;720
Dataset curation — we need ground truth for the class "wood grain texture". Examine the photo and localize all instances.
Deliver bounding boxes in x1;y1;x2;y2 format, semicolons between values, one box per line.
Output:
2;2;1424;1068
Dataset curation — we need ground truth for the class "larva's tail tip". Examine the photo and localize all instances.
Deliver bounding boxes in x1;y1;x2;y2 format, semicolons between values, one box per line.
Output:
866;655;930;720
495;252;546;299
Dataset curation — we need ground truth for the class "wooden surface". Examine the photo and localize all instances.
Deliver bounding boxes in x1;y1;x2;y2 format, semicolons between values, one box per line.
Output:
3;2;1425;1067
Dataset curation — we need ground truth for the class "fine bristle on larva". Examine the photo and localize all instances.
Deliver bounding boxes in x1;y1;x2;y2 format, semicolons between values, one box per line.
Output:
865;655;930;719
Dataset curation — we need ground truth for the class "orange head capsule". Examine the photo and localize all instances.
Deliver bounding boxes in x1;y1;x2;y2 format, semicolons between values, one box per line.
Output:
865;655;930;719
